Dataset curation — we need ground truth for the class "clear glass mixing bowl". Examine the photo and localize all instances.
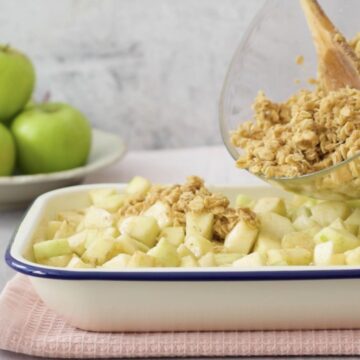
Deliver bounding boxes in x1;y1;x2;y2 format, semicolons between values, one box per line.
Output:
220;0;360;200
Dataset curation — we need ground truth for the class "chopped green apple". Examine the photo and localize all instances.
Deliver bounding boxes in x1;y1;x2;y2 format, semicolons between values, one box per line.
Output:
184;234;214;258
258;212;295;241
120;216;160;247
53;221;74;239
185;212;214;239
198;252;216;267
89;188;117;204
160;226;185;247
345;247;360;265
180;255;198;267
224;220;258;254
177;244;194;258
293;215;320;231
266;249;288;266
83;207;114;228
67;255;92;269
57;210;84;226
143;201;172;229
114;234;149;255
314;227;360;253
214;253;244;266
82;237;115;265
281;230;315;252
329;218;347;231
253;197;287;216
147;238;180;267
314;241;345;266
345;208;360;235
235;194;253;208
126;176;151;197
254;232;281;254
311;201;350;227
89;189;126;212
33;238;72;261
46;220;62;239
102;254;131;269
233;252;265;267
39;254;72;267
127;251;155;267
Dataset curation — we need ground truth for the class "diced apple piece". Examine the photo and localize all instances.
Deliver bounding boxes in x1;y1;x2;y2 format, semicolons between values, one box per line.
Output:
291;195;318;208
285;248;312;265
281;230;315;252
161;227;185;247
147;238;180;267
177;244;194;257
39;254;72;267
253;197;287;216
186;212;214;239
120;216;160;247
46;221;62;239
57;211;84;226
82;237;114;265
214;253;243;266
126;176;151;197
180;255;198;267
53;221;74;239
293;215;320;231
143;201;172;229
114;234;149;255
198;252;216;267
128;252;155;267
67;255;92;269
345;208;360;235
314;242;345;266
68;232;88;256
33;239;72;261
329;218;347;231
102;254;131;269
83;206;114;228
235;194;253;208
224;220;258;254
184;234;214;258
345;247;360;265
254;233;281;255
258;212;295;241
96;193;126;212
267;249;288;266
290;206;312;221
233;252;265;267
314;227;360;253
311;201;350;227
89;188;117;204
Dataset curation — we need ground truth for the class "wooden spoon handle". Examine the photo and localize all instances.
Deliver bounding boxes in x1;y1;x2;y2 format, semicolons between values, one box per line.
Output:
300;0;360;91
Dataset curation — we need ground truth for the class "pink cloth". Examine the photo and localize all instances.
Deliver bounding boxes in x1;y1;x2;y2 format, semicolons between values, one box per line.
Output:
1;275;360;358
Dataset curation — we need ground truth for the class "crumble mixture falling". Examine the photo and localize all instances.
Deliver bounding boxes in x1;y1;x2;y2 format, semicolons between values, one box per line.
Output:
230;33;360;178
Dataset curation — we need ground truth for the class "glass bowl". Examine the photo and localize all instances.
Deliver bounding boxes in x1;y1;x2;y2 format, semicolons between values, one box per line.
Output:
220;0;360;200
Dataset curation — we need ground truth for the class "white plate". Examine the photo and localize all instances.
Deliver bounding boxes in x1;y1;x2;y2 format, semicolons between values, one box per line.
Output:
6;184;360;332
0;129;126;210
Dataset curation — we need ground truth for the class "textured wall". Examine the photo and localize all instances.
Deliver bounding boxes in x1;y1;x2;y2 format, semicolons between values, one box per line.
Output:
0;0;264;149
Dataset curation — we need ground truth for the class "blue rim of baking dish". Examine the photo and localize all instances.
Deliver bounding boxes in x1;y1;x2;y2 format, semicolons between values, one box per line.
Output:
6;236;360;281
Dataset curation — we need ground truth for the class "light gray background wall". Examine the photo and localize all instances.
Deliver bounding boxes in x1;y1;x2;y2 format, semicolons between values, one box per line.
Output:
0;0;264;149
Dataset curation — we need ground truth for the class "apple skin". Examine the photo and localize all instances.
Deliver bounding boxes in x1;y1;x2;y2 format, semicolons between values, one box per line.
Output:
0;45;35;123
0;123;15;176
11;103;92;174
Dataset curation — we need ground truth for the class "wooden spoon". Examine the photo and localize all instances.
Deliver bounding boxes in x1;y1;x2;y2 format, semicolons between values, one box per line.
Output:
300;0;360;91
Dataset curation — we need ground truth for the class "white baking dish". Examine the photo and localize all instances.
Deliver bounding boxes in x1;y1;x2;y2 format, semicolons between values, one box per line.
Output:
6;183;360;332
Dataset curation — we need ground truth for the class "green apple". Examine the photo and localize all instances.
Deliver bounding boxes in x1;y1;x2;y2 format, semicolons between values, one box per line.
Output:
0;123;15;175
0;44;35;122
11;103;92;174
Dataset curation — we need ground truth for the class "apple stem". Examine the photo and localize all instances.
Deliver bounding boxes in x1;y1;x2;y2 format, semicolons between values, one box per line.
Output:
42;91;51;103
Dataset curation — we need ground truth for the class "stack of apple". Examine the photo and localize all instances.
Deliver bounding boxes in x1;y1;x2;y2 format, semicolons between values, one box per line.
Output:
0;44;91;176
31;176;360;269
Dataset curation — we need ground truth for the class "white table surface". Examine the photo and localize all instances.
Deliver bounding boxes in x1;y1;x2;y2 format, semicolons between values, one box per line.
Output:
0;146;350;359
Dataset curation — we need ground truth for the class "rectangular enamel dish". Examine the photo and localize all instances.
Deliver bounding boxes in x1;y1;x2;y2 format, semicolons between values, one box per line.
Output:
6;183;360;332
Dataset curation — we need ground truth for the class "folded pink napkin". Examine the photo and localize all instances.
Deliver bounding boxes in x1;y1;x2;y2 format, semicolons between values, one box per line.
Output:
1;275;360;359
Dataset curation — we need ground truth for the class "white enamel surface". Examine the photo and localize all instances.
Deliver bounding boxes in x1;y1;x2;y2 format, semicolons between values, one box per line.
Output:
9;184;360;331
0;129;126;210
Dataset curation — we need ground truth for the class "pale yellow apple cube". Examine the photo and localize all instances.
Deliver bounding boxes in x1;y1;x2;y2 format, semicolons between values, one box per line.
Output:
126;176;151;197
311;201;350;227
253;197;287;216
198;252;216;267
184;234;214;258
224;220;258;254
143;201;172;229
127;251;155;268
147;238;180;267
102;254;131;269
186;212;214;239
233;252;265;267
160;227;185;247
